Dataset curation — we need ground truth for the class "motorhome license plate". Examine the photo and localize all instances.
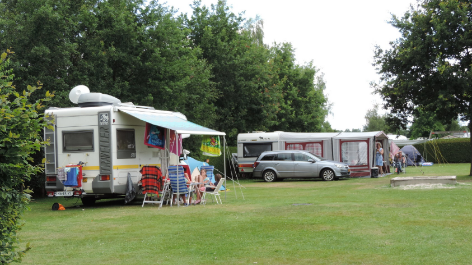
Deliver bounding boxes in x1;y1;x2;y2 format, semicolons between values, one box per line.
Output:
55;191;73;196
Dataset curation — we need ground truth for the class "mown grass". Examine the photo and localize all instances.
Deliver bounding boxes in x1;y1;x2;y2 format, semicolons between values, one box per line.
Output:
19;163;472;264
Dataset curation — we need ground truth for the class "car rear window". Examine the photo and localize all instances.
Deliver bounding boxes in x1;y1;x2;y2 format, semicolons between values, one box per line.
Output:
276;153;292;161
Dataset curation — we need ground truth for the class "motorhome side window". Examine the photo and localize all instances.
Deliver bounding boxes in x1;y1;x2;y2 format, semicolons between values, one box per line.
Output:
117;129;136;159
243;143;272;157
63;131;94;152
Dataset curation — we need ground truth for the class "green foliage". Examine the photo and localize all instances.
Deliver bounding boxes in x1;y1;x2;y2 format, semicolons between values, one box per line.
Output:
415;138;471;163
409;108;446;139
186;1;331;142
0;187;31;263
0;0;217;124
363;103;388;132
373;0;472;174
0;51;53;263
1;0;332;150
374;0;472;124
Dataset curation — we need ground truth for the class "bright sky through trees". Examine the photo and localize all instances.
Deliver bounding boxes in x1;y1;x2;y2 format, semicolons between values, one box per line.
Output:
166;0;417;131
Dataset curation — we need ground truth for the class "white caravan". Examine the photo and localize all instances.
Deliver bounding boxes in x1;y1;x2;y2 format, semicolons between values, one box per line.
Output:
44;86;225;205
237;131;339;177
237;131;389;178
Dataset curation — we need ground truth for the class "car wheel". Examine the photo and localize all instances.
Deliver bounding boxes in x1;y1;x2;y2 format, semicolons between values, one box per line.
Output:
263;170;276;182
321;169;335;181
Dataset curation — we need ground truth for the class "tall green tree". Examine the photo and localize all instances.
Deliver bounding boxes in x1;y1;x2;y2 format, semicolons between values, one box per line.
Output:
409;108;445;139
186;0;276;140
363;103;388;132
266;43;330;132
0;51;54;263
0;0;217;124
373;0;472;174
186;0;331;140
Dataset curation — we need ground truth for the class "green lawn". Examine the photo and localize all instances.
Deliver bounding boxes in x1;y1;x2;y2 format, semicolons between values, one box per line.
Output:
19;163;472;264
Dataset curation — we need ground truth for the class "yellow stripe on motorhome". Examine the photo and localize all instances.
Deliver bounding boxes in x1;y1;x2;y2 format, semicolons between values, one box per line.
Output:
113;165;140;170
82;166;100;170
112;164;161;170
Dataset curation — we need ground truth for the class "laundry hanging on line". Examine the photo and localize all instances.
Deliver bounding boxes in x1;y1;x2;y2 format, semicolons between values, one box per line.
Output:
201;135;221;157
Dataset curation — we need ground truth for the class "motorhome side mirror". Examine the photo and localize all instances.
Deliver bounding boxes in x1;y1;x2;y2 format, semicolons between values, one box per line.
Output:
308;159;315;163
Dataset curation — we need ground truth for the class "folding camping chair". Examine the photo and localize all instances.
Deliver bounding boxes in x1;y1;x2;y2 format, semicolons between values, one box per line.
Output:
168;166;191;206
140;166;166;207
200;178;225;205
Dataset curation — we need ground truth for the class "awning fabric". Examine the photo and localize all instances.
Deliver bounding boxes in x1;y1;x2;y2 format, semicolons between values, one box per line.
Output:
119;108;225;136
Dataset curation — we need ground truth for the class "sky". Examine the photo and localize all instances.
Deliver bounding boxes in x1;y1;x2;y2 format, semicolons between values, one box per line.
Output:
163;0;417;131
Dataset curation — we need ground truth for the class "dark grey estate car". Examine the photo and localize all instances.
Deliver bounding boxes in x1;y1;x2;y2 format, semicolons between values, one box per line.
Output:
253;150;350;182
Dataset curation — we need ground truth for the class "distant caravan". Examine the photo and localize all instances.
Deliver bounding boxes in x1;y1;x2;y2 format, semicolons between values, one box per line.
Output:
237;131;390;178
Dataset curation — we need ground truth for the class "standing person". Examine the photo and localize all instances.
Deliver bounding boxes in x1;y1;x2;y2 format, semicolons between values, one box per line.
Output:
376;142;384;176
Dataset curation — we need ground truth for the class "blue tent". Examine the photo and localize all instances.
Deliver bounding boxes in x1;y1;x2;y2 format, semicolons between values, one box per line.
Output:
183;156;209;172
181;157;225;191
400;145;425;166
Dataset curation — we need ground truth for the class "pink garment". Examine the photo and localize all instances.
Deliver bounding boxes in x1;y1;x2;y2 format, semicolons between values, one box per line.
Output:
169;130;182;155
390;141;400;160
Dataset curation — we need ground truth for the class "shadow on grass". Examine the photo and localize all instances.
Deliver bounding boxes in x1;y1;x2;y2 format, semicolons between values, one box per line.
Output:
35;196;145;211
249;177;350;183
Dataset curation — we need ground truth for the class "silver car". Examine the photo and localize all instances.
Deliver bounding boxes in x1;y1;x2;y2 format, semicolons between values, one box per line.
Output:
253;150;350;182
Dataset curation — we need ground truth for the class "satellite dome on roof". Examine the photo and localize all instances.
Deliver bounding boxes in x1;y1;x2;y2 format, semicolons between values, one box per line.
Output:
69;85;121;107
69;85;90;104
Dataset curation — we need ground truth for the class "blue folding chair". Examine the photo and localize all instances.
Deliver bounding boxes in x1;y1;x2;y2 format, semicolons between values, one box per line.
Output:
168;166;190;206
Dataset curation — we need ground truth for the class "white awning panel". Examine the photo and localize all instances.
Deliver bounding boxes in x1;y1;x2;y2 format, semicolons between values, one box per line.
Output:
118;108;225;136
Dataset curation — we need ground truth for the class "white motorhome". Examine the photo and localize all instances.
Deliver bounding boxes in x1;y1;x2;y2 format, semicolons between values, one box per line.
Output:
44;86;225;205
237;131;389;178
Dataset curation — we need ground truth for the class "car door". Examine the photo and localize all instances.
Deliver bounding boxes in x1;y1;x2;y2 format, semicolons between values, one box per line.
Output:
274;153;294;177
293;153;318;177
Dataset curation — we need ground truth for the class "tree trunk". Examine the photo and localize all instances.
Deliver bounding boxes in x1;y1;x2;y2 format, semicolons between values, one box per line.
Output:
469;121;472;176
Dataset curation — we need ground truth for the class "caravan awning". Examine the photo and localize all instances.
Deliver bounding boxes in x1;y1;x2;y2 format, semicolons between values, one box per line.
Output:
118;108;225;136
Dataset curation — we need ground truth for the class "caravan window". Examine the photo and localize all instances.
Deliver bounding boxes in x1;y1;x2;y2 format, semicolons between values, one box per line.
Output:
286;142;323;157
117;129;136;159
341;141;368;166
63;131;94;152
243;143;272;157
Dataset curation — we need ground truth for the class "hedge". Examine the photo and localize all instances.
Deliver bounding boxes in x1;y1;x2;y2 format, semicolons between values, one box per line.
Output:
414;138;471;163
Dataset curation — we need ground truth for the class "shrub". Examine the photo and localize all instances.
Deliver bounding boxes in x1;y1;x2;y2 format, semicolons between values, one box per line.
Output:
414;138;470;163
0;50;54;263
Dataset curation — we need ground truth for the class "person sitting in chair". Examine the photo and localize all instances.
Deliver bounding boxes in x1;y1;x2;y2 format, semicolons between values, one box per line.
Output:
172;172;192;205
193;168;208;204
394;151;404;174
204;173;222;192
